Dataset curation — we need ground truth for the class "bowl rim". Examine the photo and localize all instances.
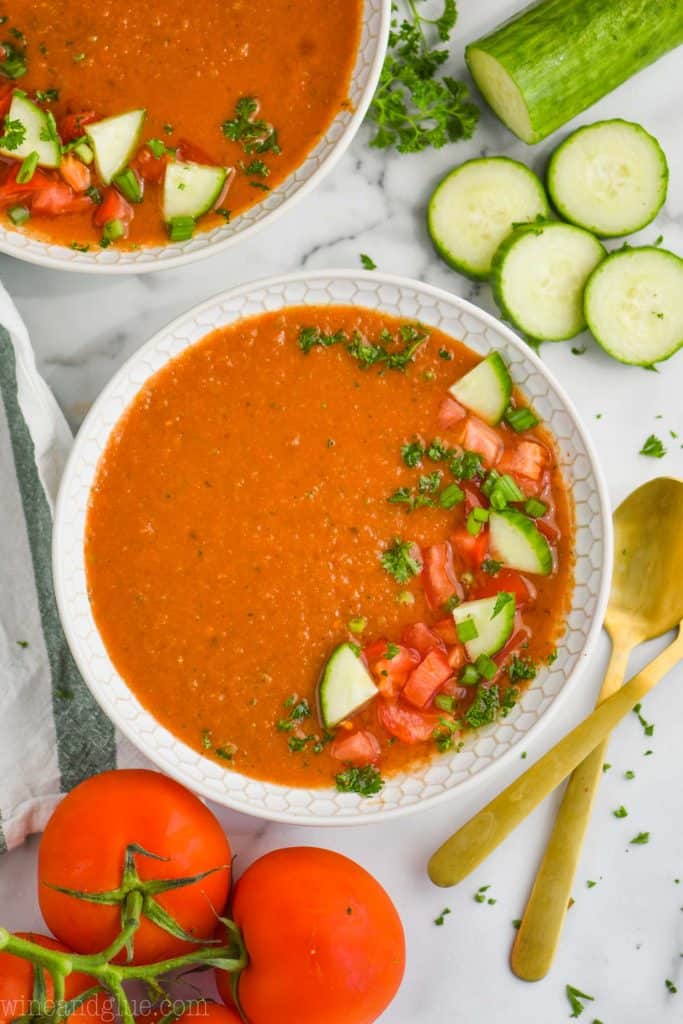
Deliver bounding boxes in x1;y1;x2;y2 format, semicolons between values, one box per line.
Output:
53;269;614;825
0;1;391;276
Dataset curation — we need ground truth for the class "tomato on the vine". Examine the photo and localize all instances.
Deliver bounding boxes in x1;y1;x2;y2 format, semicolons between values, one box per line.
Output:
38;770;231;965
216;847;405;1024
0;933;100;1024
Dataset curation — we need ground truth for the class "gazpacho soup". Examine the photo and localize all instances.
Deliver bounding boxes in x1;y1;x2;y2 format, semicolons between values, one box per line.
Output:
85;306;574;795
0;1;363;249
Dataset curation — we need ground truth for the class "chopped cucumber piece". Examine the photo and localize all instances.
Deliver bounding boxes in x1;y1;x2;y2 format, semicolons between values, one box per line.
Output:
86;109;146;185
491;222;605;341
584;247;683;366
449;351;512;425
428;157;549;279
490;509;553;575
452;594;515;660
163;161;228;222
547;120;668;238
0;93;60;168
319;643;379;729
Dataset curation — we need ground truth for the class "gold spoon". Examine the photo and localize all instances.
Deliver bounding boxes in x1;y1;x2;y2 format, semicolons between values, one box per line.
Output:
428;477;683;897
511;476;683;980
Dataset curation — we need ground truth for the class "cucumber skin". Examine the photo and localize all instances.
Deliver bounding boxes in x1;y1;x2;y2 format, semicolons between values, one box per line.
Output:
547;120;669;237
466;0;683;144
584;246;683;366
427;157;550;281
490;221;605;342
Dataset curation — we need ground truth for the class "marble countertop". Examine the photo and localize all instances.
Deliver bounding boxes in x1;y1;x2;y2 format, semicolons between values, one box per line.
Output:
1;2;682;1021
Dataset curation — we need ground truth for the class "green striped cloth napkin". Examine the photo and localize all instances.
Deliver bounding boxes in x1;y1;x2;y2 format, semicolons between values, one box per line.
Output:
0;282;144;852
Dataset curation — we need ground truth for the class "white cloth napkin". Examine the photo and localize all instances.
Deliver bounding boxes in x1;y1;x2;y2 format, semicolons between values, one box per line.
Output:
0;279;144;852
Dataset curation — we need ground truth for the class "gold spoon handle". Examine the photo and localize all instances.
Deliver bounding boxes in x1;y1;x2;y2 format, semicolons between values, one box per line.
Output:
428;628;683;888
510;640;632;981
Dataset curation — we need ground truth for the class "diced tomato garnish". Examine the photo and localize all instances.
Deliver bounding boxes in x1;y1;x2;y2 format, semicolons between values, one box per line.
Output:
330;729;381;767
0;82;13;118
93;186;134;229
498;441;550;493
461;417;504;467
372;644;420;699
400;622;445;657
437;396;467;431
461;480;485;513
446;643;466;672
536;517;560;542
175;138;217;166
132;145;168;184
58;110;98;143
362;638;390;665
59;153;91;193
432;617;459;645
451;524;488;572
421;542;462;612
31;182;93;216
402;648;453;709
493;627;531;667
377;699;442;744
0;164;53;203
471;569;537;606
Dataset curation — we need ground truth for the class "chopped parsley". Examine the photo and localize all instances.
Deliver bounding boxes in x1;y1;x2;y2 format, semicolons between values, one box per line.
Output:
586;880;597;888
465;684;499;729
0;41;27;79
35;88;59;102
630;831;650;845
666;979;678;994
367;0;479;153
221;96;281;155
449;450;484;481
240;158;270;177
434;907;451;926
508;655;537;684
613;806;628;818
380;538;422;583
433;716;460;752
276;696;311;731
602;763;612;773
639;434;666;458
481;558;502;575
500;686;519;718
360;253;377;270
624;769;635;780
401;440;424;467
335;764;384;797
474;884;495;905
16;640;29;648
633;702;654;737
298;323;429;372
438;347;452;360
0;117;26;151
565;984;594;1018
384;642;400;659
69;242;90;252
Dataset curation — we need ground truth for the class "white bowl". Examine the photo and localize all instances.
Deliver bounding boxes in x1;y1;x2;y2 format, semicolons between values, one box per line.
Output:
0;2;389;275
53;271;613;825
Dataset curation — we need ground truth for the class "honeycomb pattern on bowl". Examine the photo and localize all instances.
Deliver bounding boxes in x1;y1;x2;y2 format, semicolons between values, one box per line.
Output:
0;1;387;275
53;272;612;824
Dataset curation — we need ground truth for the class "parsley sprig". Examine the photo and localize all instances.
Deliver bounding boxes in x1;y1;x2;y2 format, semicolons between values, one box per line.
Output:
298;323;429;372
380;537;422;583
0;117;26;151
367;0;479;153
221;97;281;155
335;764;384;797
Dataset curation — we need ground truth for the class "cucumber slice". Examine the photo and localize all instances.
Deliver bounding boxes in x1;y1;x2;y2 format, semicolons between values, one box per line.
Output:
0;93;60;167
319;643;379;729
86;110;145;185
452;594;515;660
449;351;512;425
584;246;683;366
428;157;550;279
489;509;553;575
491;222;605;341
163;161;228;222
547;120;668;238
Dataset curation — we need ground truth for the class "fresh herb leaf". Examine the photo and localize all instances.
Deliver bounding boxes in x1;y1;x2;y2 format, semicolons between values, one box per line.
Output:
508;655;536;684
666;979;678;994
613;805;628;818
0;41;27;79
630;831;650;845
221;96;281;155
380;538;422;583
465;684;500;728
16;640;29;648
492;592;514;619
277;697;311;731
401;440;424;467
500;686;519;717
449;450;483;481
360;252;377;270
335;764;384;797
0;117;26;151
633;702;655;737
434;907;451;926
565;984;594;1018
35;88;59;102
639;434;666;458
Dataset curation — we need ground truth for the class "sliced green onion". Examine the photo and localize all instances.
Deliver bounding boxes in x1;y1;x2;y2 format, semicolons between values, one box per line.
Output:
168;215;195;242
497;475;525;502
102;218;125;242
456;617;478;643
481;470;500;499
466;509;486;535
347;616;367;635
460;664;480;686
113;167;143;204
7;204;30;225
472;507;489;523
435;694;455;712
439;483;464;509
475;654;498;681
506;406;539;432
73;141;94;165
16;151;39;184
524;498;547;518
147;137;167;158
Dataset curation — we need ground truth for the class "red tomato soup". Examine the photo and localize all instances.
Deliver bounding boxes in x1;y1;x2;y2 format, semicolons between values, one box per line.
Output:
85;307;574;791
0;2;363;249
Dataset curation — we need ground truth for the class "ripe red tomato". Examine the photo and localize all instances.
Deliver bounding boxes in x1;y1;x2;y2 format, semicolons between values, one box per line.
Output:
377;697;441;743
216;848;404;1024
38;770;231;965
0;934;98;1024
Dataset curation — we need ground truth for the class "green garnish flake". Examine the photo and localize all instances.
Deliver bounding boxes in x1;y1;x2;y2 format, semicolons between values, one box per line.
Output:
456;617;478;644
505;406;538;432
401;440;424;467
360;253;377;270
666;979;678;994
335;764;384;797
624;769;635;780
512;919;521;929
0;41;27;79
639;434;666;458
73;51;86;62
465;684;499;728
633;702;654;737
586;880;597;888
215;207;231;221
380;537;421;583
35;88;59;102
481;558;502;575
277;696;311;731
492;591;513;618
630;831;650;845
298;323;428;372
434;907;451;926
69;242;89;252
602;762;612;772
221;96;281;155
449;450;483;481
348;616;367;635
384;642;400;660
508;655;536;684
367;0;478;153
0;117;26;151
438;347;452;360
613;805;628;818
565;984;594;1018
16;639;29;648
